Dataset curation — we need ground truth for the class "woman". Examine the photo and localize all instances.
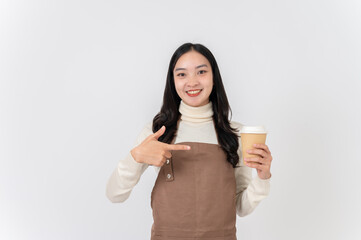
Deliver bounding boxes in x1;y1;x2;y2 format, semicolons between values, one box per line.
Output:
106;42;273;239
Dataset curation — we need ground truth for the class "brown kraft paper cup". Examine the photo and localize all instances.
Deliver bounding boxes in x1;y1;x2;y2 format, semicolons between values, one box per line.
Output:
240;125;267;165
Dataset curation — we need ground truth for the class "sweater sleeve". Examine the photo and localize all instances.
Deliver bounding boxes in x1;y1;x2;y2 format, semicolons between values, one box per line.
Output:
105;121;153;203
232;121;271;217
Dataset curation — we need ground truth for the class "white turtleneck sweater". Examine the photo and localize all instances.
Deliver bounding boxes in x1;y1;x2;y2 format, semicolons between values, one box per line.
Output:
106;100;271;217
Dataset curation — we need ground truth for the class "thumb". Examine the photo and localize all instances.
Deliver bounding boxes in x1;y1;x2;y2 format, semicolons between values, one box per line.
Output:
152;125;166;140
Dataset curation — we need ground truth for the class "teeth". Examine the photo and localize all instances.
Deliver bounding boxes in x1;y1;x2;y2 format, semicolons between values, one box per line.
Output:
187;90;201;94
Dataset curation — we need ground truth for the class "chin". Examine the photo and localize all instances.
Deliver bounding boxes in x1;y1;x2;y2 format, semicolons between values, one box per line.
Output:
186;99;208;107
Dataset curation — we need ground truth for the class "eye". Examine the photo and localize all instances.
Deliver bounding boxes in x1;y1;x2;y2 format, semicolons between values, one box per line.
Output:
177;73;185;77
199;70;207;74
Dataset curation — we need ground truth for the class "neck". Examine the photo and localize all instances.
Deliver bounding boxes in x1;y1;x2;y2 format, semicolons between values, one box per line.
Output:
179;100;213;123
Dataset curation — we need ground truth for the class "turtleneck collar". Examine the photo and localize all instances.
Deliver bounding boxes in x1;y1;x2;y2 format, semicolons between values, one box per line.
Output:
179;100;213;123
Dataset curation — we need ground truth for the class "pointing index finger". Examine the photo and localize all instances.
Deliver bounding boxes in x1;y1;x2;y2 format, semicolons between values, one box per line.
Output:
166;143;191;151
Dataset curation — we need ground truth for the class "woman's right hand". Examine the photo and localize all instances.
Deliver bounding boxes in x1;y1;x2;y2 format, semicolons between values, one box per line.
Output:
130;125;191;167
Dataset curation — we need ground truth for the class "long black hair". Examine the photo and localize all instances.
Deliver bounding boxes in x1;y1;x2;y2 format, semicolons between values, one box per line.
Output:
152;42;240;168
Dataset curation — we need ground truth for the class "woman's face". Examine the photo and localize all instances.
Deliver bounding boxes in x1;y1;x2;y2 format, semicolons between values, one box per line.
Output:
173;50;213;107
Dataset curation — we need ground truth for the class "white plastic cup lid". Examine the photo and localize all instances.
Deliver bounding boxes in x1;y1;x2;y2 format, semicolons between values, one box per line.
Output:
240;125;267;134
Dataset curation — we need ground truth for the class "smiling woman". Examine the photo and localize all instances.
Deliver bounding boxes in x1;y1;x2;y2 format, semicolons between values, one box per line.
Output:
106;42;272;240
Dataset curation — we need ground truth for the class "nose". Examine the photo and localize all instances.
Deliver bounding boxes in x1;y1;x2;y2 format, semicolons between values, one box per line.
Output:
186;74;199;88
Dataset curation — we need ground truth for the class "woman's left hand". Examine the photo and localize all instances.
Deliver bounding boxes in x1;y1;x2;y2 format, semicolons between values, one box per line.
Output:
244;143;273;180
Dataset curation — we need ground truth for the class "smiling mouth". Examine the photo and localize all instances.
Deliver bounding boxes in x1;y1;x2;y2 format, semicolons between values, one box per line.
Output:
186;89;202;96
186;89;202;94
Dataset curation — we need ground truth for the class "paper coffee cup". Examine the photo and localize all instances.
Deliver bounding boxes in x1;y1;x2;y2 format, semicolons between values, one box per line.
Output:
240;125;267;164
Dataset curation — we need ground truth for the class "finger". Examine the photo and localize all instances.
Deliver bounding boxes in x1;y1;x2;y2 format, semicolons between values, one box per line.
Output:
152;125;166;140
153;158;166;167
160;157;167;166
244;161;259;168
244;161;267;170
247;148;266;158
162;150;172;159
253;143;271;154
164;143;191;151
244;157;266;165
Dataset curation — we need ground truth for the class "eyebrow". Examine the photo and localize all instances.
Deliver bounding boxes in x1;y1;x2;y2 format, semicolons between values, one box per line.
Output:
174;64;208;72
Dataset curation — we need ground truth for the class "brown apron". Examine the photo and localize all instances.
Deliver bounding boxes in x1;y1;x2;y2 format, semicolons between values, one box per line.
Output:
150;135;237;239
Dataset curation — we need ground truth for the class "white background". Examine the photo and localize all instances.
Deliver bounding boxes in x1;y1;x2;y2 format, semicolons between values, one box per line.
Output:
1;0;360;239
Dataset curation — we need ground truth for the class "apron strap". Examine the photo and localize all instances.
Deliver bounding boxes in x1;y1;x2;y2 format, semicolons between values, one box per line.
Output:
164;117;180;182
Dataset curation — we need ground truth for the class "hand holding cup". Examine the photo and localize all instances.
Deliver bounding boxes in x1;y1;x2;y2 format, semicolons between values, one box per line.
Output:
241;125;272;179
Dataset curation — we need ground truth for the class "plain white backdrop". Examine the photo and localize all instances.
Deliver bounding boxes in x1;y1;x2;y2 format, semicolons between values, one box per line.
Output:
1;0;360;239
